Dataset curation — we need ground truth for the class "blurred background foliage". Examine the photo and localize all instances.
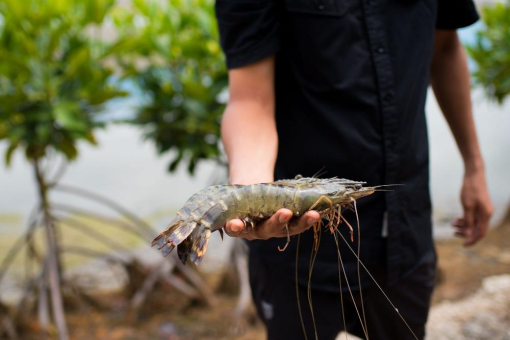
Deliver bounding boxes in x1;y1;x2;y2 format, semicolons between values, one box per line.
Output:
111;0;227;174
0;0;226;174
467;0;510;104
0;0;126;164
0;1;227;338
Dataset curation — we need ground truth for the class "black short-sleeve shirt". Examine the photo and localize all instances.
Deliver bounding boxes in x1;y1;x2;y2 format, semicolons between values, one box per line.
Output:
216;0;478;290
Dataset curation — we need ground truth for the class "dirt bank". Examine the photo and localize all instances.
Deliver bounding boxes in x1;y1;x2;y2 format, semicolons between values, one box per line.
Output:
12;216;510;340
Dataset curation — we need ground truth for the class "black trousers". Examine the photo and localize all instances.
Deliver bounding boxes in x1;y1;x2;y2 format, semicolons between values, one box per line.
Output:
249;252;436;340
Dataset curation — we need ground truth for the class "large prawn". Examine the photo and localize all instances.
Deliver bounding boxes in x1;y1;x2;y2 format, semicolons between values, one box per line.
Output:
152;177;374;264
152;176;418;340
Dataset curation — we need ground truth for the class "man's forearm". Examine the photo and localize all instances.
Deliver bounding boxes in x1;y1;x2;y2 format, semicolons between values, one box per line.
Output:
220;56;319;238
431;30;493;245
430;30;483;173
222;101;277;184
221;56;277;185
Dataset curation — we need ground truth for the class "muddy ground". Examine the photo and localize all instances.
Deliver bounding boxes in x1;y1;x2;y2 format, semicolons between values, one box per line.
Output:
12;213;510;340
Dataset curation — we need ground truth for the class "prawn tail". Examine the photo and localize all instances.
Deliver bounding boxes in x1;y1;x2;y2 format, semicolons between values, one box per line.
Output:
151;219;198;257
190;227;212;265
176;223;203;264
174;224;212;265
177;237;192;264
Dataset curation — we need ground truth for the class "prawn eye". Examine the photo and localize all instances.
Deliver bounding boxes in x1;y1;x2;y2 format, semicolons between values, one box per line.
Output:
355;184;362;190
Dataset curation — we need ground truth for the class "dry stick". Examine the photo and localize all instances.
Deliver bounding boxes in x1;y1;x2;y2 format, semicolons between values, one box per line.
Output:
43;219;69;340
54;209;202;303
60;246;128;294
335;230;419;340
130;260;174;311
56;215;130;252
54;190;213;305
25;213;44;281
15;268;45;320
49;158;67;185
0;209;40;284
53;185;155;239
59;246;127;264
161;272;199;299
172;255;217;306
37;259;50;333
353;200;369;340
52;203;148;240
296;234;309;340
332;232;369;340
35;161;69;340
130;260;201;312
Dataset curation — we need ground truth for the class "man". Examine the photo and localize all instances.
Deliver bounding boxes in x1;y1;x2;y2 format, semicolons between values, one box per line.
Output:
216;0;493;339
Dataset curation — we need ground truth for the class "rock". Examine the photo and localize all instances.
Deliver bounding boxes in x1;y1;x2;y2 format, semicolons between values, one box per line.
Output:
426;275;510;340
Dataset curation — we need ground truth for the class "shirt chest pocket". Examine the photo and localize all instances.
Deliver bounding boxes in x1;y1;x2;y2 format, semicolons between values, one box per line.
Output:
283;0;347;17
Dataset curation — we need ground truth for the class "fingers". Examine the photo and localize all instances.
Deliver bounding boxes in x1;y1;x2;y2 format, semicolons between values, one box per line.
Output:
458;171;493;246
464;204;492;247
255;208;293;240
453;203;493;247
452;217;469;238
224;209;321;241
287;211;320;236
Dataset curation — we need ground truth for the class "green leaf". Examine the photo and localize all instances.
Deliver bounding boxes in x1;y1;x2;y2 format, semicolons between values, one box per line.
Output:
57;135;78;160
53;101;86;131
467;1;510;104
0;0;127;166
5;142;18;167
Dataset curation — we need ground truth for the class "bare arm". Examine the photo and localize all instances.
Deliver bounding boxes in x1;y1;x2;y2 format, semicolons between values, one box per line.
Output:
430;30;493;246
222;56;278;185
222;56;319;240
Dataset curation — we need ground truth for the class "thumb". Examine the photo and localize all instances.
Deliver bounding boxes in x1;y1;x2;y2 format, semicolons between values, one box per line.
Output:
226;219;245;233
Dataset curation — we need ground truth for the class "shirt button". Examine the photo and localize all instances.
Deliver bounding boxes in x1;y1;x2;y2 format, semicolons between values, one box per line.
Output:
376;46;385;54
384;93;394;102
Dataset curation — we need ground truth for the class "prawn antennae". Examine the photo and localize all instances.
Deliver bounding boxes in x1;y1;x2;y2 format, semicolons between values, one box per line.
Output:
335;229;420;340
371;184;404;188
311;167;327;179
308;224;321;340
354;199;369;339
278;224;291;251
332;231;369;339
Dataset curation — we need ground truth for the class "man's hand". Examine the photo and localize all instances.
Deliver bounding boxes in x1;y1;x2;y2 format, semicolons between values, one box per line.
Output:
224;209;320;241
431;30;493;246
453;168;493;246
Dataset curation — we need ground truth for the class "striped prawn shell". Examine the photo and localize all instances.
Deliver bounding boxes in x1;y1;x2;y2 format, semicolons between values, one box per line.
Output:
152;177;371;265
152;184;242;264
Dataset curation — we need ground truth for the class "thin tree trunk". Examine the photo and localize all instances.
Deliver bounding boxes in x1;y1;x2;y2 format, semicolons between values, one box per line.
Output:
34;161;69;340
37;261;50;332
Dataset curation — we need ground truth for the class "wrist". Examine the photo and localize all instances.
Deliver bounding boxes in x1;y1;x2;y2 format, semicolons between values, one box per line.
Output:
229;170;273;185
463;156;485;175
